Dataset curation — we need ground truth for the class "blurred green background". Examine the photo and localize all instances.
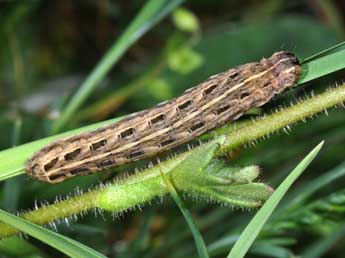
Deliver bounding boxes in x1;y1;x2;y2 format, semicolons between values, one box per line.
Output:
0;1;345;257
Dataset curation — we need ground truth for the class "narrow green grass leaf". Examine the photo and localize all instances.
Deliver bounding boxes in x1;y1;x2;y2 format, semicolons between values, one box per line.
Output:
159;139;223;258
227;141;324;258
0;236;43;257
161;172;210;258
0;209;107;258
52;0;184;133
299;48;345;84
171;136;225;177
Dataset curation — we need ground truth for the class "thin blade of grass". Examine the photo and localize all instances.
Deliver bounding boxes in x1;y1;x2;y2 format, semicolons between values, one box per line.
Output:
158;138;225;258
227;141;324;258
160;173;209;258
0;209;107;258
299;48;345;84
52;0;184;133
0;236;43;257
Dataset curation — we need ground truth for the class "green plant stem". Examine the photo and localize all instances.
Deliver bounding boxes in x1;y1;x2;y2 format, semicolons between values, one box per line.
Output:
0;84;344;238
218;84;345;154
0;140;219;237
0;190;100;237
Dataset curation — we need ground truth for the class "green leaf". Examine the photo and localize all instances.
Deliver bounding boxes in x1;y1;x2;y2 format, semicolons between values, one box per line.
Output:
161;173;210;258
178;160;273;208
0;209;107;258
211;165;261;184
148;78;173;100
160;136;227;258
227;141;324;258
171;136;226;181
0;236;43;257
299;47;345;84
172;7;200;32
208;183;273;208
168;46;204;74
97;137;224;212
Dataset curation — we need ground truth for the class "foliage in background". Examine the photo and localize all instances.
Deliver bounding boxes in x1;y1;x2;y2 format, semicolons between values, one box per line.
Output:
0;1;345;258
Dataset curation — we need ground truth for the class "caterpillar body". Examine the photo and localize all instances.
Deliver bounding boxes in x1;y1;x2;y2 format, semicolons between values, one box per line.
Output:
25;51;301;183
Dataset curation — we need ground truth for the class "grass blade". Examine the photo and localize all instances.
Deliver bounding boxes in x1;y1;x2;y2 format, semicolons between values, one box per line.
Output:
227;141;324;258
0;236;43;257
0;209;107;258
161;173;210;258
299;47;345;84
52;0;184;133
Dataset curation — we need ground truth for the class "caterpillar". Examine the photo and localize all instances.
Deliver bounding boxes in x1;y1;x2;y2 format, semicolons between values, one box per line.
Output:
25;51;301;183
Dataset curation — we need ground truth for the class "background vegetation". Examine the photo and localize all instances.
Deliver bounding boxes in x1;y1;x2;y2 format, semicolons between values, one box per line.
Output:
0;1;345;257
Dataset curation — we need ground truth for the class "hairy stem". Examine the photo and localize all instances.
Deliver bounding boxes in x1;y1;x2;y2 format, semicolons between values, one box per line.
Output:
0;84;344;238
219;84;345;154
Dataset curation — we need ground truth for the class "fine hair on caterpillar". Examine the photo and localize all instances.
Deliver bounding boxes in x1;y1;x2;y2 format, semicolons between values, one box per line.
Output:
25;51;301;183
